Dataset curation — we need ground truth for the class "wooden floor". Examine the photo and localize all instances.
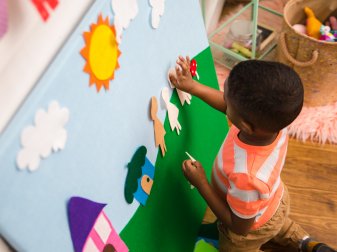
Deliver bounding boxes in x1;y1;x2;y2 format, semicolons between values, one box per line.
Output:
283;139;337;250
203;137;337;251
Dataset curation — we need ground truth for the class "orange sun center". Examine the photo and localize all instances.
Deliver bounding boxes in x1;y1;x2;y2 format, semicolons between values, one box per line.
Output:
81;14;121;92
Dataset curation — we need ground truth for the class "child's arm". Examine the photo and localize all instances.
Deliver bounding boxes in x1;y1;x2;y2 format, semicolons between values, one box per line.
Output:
169;56;227;114
182;160;255;236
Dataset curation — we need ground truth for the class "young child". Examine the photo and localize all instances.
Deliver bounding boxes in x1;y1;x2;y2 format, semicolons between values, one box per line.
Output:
169;57;335;252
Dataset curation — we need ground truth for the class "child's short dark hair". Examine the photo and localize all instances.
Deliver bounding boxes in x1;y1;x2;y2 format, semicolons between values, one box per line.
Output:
228;60;304;132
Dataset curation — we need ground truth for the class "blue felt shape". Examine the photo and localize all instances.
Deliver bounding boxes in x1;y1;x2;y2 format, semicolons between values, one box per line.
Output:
0;0;208;251
134;157;155;206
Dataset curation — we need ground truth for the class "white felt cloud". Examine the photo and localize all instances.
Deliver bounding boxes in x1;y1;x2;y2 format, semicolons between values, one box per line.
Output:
17;101;69;172
149;0;165;29
111;0;138;44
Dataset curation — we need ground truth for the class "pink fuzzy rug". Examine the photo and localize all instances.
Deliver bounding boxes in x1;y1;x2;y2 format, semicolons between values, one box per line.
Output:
288;102;337;144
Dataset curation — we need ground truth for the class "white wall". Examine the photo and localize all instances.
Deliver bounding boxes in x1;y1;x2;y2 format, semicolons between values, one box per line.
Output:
202;0;226;34
0;0;93;250
0;0;93;134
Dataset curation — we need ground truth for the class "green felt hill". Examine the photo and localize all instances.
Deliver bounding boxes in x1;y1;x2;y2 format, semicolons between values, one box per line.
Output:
120;47;229;252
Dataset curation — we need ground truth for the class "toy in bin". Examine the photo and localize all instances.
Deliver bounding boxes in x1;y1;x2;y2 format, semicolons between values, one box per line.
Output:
320;25;337;41
304;7;322;39
303;6;337;42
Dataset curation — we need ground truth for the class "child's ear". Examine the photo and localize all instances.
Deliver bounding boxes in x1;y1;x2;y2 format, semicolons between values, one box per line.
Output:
240;120;254;135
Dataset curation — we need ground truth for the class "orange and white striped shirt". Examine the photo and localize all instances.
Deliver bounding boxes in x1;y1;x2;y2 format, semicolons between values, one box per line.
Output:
211;125;288;230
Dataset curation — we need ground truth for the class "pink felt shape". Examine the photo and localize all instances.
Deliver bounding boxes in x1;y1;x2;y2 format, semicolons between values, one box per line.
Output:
31;0;59;21
111;0;138;44
0;0;8;38
167;68;192;106
83;212;128;252
149;0;165;29
162;87;181;135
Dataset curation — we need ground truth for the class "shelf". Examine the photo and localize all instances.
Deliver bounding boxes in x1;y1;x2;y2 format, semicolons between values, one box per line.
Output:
207;0;283;69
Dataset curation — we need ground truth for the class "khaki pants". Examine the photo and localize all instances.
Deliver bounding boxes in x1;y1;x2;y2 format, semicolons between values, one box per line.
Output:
218;186;309;252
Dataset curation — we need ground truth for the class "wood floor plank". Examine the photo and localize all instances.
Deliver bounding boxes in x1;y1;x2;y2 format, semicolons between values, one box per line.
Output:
283;138;337;250
286;186;337;218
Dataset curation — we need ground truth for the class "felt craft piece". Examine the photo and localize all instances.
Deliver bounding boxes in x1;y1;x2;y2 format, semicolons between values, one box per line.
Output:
120;48;229;252
190;59;199;80
140;174;153;195
133;157;155;206
193;239;218;252
111;0;138;44
31;0;59;21
16;101;69;171
197;221;219;249
162;87;182;135
124;146;147;204
80;14;121;92
149;0;165;29
150;96;167;156
68;197;128;252
0;0;8;38
0;0;227;250
168;68;192;106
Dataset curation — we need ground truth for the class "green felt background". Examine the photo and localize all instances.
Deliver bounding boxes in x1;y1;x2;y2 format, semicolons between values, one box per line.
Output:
120;47;229;251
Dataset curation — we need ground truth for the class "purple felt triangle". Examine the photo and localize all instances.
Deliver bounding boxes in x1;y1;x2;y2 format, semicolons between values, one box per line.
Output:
68;197;106;252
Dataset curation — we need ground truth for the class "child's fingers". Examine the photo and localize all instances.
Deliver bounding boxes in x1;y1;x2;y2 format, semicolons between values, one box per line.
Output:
182;160;194;170
182;160;190;176
178;59;189;75
176;65;183;80
182;160;188;169
186;56;191;66
179;55;186;62
168;73;177;86
176;58;185;71
177;56;190;74
193;161;202;169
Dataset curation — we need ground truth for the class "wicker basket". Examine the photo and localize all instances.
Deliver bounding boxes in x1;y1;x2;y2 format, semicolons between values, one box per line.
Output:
277;0;337;107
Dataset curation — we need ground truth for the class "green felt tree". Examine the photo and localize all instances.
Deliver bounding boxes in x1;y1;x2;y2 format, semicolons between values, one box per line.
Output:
124;146;147;204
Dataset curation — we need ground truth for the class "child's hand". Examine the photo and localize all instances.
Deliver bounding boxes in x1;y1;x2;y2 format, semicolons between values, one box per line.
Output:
182;160;208;189
169;56;195;93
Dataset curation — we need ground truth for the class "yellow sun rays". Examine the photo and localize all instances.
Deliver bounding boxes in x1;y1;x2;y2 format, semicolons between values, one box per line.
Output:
81;14;121;92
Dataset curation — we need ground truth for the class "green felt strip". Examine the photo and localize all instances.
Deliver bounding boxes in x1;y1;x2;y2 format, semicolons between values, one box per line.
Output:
120;47;229;252
194;240;218;252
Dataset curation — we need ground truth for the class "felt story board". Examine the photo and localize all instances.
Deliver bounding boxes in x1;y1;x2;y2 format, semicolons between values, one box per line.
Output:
0;0;229;251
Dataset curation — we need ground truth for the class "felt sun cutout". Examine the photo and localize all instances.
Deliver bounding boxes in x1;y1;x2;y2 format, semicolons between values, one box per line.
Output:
80;14;121;92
